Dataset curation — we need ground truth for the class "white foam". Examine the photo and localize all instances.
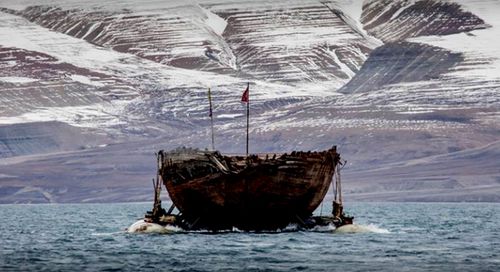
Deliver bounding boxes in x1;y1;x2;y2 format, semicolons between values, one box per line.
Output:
309;223;336;232
334;224;390;234
126;219;180;234
91;231;123;236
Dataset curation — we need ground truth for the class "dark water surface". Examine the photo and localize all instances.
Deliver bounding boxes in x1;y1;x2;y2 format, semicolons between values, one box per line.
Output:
0;202;498;271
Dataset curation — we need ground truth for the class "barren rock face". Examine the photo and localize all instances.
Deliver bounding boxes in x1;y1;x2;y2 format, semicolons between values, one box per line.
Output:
362;0;489;42
339;41;464;94
0;46;134;117
213;4;374;83
6;2;376;86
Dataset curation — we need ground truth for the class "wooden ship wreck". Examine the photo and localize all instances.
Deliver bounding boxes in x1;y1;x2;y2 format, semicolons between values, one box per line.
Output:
141;84;352;231
145;146;353;231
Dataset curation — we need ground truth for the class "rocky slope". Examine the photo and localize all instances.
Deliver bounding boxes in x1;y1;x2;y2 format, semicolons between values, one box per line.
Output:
361;0;489;42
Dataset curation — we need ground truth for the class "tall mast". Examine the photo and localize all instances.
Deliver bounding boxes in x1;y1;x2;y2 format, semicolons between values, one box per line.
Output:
337;165;342;204
208;88;215;151
246;82;250;156
240;82;250;156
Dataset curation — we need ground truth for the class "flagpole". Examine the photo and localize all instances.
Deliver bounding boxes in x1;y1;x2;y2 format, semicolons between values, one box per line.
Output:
208;88;215;151
246;82;249;156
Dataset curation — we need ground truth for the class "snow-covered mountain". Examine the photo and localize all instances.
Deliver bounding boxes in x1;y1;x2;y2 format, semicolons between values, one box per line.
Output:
0;0;498;203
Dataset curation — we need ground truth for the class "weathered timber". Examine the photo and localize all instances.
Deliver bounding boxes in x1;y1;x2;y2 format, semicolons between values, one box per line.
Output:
157;146;346;231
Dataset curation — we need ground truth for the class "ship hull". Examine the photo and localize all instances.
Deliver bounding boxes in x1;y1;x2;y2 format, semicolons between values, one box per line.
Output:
160;147;340;231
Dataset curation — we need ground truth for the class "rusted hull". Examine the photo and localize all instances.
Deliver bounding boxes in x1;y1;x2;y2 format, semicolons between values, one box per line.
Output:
161;147;340;231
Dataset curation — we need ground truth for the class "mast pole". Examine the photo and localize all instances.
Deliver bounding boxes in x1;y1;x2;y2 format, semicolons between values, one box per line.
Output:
246;82;249;156
208;88;215;151
333;172;338;203
338;167;342;204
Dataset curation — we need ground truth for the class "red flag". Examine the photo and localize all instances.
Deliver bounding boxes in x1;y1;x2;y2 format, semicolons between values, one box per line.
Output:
241;84;249;103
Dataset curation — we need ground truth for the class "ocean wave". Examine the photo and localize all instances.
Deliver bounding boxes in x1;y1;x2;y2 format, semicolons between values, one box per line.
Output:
125;220;390;235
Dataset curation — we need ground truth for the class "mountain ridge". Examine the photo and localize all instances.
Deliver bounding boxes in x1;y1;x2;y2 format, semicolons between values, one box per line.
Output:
0;0;498;203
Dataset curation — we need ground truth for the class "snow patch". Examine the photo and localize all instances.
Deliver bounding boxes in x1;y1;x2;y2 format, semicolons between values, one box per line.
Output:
199;5;227;36
328;48;355;78
0;76;39;84
69;74;105;87
389;1;414;21
335;0;364;22
217;113;244;119
323;1;383;46
0;102;128;130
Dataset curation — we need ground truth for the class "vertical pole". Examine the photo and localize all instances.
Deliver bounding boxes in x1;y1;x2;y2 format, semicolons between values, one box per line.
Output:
211;115;215;151
152;178;157;207
333;167;338;202
246;82;249;156
338;169;342;204
208;88;215;151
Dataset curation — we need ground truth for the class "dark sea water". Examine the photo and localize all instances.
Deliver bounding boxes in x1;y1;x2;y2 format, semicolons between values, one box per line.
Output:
0;202;498;272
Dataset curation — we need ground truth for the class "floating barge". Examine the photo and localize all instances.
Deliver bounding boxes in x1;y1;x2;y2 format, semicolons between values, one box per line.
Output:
144;146;353;231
